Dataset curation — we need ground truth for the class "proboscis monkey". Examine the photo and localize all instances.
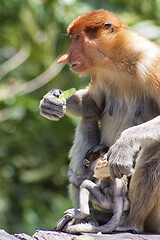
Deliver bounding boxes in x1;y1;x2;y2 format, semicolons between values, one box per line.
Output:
40;9;160;232
55;145;134;233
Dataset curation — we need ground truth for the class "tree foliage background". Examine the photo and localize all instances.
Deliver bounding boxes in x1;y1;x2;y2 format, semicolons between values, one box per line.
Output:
0;0;160;235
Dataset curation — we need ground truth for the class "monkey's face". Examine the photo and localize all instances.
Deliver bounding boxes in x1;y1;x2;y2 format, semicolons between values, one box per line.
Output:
57;31;103;75
57;29;126;76
57;10;128;75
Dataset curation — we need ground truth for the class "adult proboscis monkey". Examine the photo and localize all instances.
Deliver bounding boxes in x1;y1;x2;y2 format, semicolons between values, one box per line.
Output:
40;10;160;233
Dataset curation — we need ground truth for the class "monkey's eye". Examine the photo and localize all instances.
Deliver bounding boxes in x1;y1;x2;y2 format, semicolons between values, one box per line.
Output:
104;23;114;32
76;34;80;40
104;23;112;28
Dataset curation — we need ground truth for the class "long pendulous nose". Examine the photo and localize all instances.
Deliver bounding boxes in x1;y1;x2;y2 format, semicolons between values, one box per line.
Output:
57;53;69;63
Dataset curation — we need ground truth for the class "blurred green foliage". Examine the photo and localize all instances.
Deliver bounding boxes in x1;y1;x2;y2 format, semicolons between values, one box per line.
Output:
0;0;160;235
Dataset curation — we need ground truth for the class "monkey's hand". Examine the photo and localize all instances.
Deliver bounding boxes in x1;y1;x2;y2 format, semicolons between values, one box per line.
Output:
107;133;136;179
40;89;66;121
108;116;160;179
64;208;88;220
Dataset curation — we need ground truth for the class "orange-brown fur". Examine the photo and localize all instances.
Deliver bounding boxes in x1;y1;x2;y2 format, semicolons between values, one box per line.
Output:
67;10;127;35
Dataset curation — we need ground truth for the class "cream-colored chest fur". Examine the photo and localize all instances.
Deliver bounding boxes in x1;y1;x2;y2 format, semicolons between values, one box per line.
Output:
89;80;160;147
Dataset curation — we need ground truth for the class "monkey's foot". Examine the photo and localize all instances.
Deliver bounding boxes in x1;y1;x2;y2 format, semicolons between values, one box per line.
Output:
54;216;72;231
54;214;98;233
64;208;88;220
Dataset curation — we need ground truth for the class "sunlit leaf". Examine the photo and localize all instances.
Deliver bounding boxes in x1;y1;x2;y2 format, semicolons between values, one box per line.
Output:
59;88;76;100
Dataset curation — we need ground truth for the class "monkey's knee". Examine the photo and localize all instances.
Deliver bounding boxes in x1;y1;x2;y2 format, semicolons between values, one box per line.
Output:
80;179;92;189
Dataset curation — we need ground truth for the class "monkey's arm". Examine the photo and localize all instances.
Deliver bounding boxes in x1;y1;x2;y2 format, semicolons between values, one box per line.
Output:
108;116;160;179
66;89;101;118
40;88;101;120
68;168;93;188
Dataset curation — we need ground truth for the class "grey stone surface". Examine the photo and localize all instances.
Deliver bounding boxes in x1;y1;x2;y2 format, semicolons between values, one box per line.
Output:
0;229;160;240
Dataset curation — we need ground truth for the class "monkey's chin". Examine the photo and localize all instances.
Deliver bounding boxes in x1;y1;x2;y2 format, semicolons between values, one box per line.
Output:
71;64;90;76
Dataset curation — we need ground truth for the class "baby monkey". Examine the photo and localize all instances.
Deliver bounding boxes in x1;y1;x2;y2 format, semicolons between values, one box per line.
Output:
55;145;138;234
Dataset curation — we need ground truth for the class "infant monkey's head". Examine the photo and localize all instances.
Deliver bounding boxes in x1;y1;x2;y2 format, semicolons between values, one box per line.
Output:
83;145;110;178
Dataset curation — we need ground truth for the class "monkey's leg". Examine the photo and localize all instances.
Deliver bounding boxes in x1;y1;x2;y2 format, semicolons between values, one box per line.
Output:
54;208;99;232
66;180;103;220
69;117;100;208
67;197;124;233
97;178;126;233
66;198;122;234
90;208;113;223
66;195;125;234
65;184;91;220
125;144;160;233
80;179;112;210
66;181;119;234
66;179;129;234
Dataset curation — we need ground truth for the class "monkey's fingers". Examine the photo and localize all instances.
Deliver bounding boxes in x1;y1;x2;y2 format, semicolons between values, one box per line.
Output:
40;105;65;120
109;163;134;180
64;208;76;217
118;164;134;177
40;98;66;111
45;89;63;98
107;143;134;179
40;97;66;120
109;165;123;179
43;95;66;106
64;208;84;219
40;111;60;121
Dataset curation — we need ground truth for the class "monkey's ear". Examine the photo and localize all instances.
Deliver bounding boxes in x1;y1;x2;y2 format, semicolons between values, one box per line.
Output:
104;23;114;32
83;159;90;167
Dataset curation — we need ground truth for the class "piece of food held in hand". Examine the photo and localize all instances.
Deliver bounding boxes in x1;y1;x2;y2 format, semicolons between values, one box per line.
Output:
59;88;76;100
94;158;110;179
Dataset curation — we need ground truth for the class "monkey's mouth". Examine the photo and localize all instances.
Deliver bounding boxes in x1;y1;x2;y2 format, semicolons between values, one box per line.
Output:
71;62;82;72
71;63;78;68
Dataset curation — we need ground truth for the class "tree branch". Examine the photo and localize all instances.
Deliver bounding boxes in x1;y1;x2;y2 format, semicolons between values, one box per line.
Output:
0;59;65;100
0;44;31;80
